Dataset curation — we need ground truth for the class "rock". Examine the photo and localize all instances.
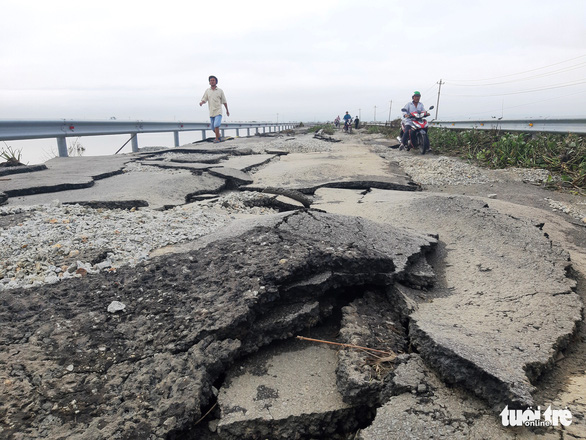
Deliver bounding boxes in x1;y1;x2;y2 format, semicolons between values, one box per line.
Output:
107;301;126;313
488;193;497;199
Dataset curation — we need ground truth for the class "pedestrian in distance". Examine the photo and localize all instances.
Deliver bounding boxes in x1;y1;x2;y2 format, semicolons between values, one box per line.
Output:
354;116;360;130
199;75;230;143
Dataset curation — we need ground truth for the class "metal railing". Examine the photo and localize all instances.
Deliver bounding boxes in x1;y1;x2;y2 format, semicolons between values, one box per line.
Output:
0;120;295;157
430;118;586;135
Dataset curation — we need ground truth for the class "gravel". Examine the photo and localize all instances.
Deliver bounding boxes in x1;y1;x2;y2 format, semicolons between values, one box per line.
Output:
0;192;278;291
373;145;553;186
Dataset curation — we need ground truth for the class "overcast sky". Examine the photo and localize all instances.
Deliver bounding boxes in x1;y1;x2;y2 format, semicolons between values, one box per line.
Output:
1;0;585;124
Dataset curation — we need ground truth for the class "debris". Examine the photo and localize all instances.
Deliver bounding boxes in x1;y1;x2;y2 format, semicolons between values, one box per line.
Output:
296;336;396;357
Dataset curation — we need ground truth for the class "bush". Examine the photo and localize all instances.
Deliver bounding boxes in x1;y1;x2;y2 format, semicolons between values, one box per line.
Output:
309;124;335;135
428;128;586;189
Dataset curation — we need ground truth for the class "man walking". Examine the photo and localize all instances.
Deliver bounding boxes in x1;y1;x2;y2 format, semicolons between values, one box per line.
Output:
199;75;230;143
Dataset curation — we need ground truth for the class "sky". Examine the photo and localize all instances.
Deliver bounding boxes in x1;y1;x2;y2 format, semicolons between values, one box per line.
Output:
1;0;586;127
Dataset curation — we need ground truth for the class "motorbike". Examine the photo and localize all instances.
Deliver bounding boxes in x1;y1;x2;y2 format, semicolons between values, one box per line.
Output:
397;105;434;154
343;118;353;134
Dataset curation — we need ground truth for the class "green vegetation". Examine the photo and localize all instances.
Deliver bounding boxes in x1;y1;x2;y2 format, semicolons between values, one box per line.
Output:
428;128;586;190
365;118;402;137
309;124;335;135
0;143;25;167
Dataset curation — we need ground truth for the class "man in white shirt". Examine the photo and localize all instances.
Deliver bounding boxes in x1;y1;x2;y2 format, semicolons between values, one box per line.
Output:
400;91;427;149
199;75;230;143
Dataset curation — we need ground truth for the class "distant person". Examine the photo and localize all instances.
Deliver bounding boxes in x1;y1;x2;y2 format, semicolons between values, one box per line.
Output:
400;91;427;149
343;111;351;124
334;115;340;128
199;75;230;143
354;116;360;130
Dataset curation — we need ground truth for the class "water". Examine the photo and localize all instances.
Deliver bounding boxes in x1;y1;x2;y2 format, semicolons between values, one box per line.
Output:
3;130;217;165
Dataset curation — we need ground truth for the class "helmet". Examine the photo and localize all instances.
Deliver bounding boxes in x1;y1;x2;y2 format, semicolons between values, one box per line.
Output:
412;91;421;97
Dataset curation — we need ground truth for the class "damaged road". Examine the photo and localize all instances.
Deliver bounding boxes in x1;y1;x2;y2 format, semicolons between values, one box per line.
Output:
1;129;585;439
0;210;438;439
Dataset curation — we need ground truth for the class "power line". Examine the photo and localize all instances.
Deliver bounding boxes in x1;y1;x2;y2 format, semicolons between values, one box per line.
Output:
447;62;586;87
451;88;586;117
444;79;586;97
444;54;586;82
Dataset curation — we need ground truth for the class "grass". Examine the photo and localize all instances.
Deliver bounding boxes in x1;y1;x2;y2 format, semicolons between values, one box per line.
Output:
427;128;586;190
0;143;25;167
309;124;335;135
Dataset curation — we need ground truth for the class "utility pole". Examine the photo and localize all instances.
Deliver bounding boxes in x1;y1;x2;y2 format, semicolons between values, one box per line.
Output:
388;101;392;123
359;108;361;120
435;79;444;119
374;106;377;122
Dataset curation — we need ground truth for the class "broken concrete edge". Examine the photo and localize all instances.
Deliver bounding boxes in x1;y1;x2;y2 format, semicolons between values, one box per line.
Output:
408;322;535;408
242;180;420;198
3;180;96;198
216;406;375;440
0;163;48;177
207;168;254;186
0;192;7;205
91;168;127;182
63;200;150;210
408;314;584;410
136;161;214;172
185;180;228;203
2;168;127;200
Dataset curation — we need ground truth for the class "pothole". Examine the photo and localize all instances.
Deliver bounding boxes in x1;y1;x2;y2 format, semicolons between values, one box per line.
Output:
180;283;423;440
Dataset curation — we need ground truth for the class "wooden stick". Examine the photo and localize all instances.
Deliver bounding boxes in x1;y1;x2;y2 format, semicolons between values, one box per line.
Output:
296;336;395;356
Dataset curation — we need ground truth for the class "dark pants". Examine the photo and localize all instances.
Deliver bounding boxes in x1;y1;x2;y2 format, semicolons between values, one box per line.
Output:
401;126;412;145
401;126;426;145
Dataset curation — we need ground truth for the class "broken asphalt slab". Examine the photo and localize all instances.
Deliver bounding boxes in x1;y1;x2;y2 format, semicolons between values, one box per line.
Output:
0;156;132;198
3;149;279;208
242;144;419;194
6;169;226;210
359;354;515;440
314;188;582;408
0;210;438;439
216;340;373;439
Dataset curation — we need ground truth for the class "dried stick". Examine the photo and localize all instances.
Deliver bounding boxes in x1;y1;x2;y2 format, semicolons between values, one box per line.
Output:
296;336;395;356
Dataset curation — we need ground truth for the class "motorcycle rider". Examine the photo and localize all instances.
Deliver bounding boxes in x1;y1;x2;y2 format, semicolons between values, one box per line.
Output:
399;91;428;150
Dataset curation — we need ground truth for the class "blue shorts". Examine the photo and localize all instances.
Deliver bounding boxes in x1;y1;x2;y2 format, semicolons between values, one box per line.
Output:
210;115;222;130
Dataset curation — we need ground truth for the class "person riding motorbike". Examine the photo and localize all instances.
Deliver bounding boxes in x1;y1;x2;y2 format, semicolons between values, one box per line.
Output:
399;91;428;150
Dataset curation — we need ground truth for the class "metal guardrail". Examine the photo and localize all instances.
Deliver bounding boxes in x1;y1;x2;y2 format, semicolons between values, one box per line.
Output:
430;118;586;135
0;120;294;157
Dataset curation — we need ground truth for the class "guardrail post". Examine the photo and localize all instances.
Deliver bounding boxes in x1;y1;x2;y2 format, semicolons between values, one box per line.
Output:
221;129;225;139
57;137;68;157
131;133;139;152
236;128;240;137
173;131;180;147
201;129;206;141
247;128;250;137
256;128;259;135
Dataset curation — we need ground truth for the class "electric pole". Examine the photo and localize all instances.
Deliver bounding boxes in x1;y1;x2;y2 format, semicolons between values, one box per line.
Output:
435;79;444;119
374;106;377;122
359;108;361;120
388;101;392;123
